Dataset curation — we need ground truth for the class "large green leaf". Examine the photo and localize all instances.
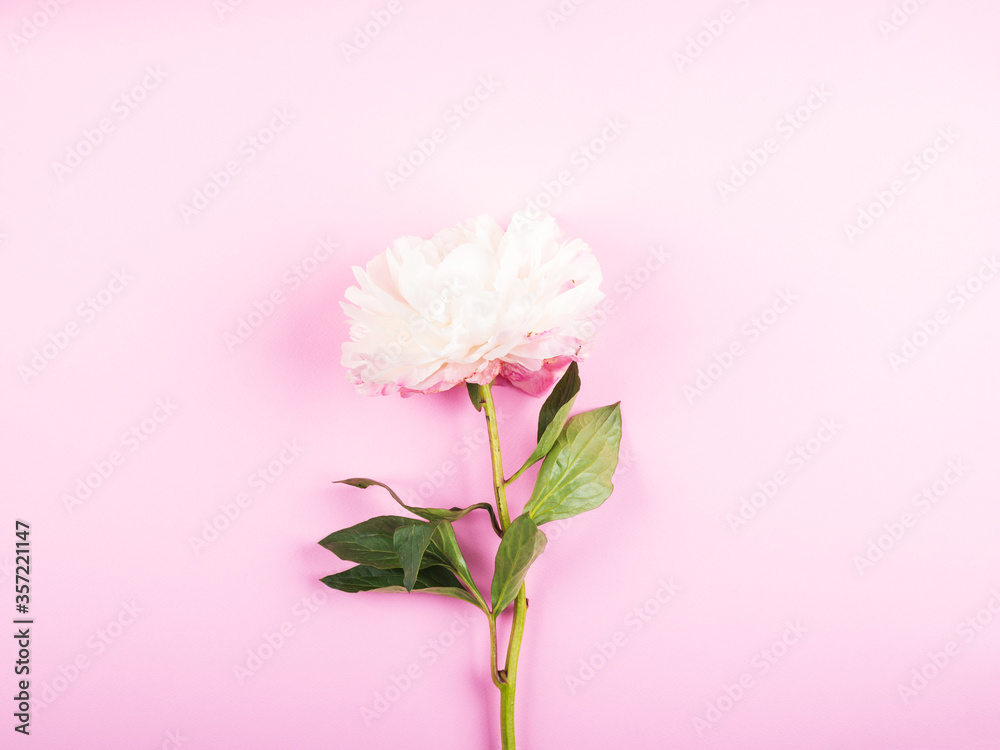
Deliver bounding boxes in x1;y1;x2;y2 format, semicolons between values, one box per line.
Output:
320;565;480;606
491;515;547;612
318;515;418;569
334;477;501;536
524;403;622;525
393;522;438;592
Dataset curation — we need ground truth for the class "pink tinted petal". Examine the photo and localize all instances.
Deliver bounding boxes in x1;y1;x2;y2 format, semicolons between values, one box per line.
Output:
467;360;503;386
497;356;574;397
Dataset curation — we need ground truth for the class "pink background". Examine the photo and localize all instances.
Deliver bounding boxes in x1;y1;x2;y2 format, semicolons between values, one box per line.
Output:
4;1;1000;748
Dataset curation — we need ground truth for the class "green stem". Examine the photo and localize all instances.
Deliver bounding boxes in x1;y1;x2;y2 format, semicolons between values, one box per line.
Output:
481;382;510;530
499;681;515;746
488;613;503;690
480;382;526;750
504;462;530;486
500;585;526;748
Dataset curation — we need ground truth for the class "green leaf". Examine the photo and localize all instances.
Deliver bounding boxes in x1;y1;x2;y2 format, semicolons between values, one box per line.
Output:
524;403;622;525
537;361;581;442
321;516;487;610
320;564;480;606
466;382;484;411
426;521;487;610
319;515;419;569
507;363;581;484
334;477;405;496
491;515;547;612
407;502;502;537
334;477;501;536
393;522;438;592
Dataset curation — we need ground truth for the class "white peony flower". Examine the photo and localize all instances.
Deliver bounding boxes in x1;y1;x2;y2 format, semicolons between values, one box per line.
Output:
341;211;604;397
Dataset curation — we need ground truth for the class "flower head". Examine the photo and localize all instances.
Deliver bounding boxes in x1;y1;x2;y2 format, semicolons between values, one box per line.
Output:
341;211;603;397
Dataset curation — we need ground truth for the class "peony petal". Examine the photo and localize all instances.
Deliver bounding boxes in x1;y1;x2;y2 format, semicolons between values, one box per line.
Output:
497;357;574;397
